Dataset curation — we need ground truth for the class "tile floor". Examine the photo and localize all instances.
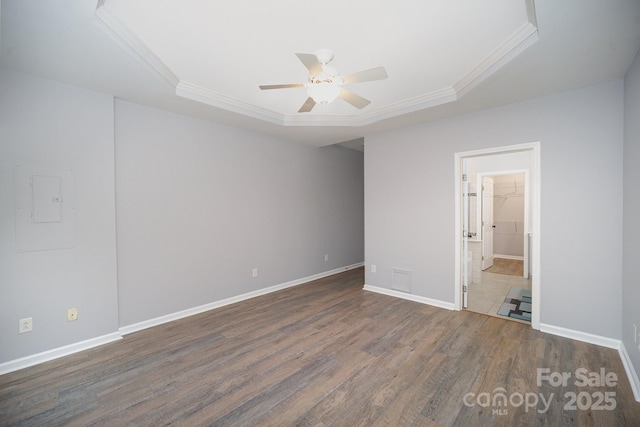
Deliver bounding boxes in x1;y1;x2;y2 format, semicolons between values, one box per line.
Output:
466;270;531;320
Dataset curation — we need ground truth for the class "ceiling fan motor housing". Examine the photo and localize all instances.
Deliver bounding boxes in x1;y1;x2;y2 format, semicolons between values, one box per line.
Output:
314;48;334;65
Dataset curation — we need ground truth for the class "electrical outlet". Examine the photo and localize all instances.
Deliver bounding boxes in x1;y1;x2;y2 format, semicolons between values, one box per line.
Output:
371;264;377;273
324;254;328;262
252;268;258;278
67;308;78;322
19;317;33;334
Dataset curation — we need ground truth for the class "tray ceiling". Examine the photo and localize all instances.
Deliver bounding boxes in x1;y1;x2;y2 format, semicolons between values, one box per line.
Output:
96;0;538;126
2;0;639;146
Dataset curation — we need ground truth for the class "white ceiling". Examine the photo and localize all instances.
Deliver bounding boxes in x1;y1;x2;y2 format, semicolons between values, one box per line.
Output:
96;0;537;125
1;0;639;149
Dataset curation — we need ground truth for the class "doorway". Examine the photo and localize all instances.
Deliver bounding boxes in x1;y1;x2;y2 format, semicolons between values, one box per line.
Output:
478;172;529;278
454;143;540;329
469;171;530;321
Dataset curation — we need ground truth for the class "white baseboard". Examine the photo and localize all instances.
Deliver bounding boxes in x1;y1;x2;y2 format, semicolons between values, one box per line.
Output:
362;284;455;311
540;323;621;349
120;262;364;335
7;265;635;404
0;263;363;375
493;254;524;260
619;342;640;402
0;332;122;376
540;323;640;403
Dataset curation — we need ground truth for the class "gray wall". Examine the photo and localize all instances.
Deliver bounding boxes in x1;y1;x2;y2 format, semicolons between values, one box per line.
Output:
365;80;624;339
0;70;364;364
0;70;119;362
114;100;364;327
623;51;640;379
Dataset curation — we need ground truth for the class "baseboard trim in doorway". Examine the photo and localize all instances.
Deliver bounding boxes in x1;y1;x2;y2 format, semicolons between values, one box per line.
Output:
363;284;455;311
120;262;365;336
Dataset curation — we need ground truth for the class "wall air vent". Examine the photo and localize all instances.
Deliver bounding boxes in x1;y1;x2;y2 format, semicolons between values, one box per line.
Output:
391;268;412;293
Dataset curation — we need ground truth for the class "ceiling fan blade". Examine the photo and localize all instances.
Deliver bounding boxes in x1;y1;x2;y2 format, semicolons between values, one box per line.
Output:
340;66;388;85
259;83;305;90
339;89;371;109
298;97;316;113
295;53;323;75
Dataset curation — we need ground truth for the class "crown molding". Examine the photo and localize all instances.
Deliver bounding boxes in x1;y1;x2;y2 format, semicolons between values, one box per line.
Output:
94;3;538;128
525;0;538;27
454;20;539;98
176;80;283;125
177;82;459;128
94;3;178;88
285;86;459;127
360;87;459;123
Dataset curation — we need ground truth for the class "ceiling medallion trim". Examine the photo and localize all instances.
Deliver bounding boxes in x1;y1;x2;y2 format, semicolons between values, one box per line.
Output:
95;3;538;128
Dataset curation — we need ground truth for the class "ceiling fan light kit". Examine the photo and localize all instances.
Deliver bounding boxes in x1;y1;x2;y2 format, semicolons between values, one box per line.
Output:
308;82;341;105
259;49;388;113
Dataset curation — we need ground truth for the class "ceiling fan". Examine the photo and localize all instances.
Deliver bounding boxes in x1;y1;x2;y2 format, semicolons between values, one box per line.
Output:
259;49;388;113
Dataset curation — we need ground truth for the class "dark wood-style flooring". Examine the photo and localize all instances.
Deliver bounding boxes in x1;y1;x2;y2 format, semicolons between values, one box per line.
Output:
1;268;639;426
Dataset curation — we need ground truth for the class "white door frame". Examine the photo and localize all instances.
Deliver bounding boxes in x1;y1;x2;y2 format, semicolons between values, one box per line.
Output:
454;142;541;330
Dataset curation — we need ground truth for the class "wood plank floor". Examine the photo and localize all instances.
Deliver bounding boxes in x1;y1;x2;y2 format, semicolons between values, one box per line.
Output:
1;268;639;426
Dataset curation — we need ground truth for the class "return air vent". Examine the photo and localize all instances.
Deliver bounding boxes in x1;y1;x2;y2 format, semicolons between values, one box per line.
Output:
391;268;412;293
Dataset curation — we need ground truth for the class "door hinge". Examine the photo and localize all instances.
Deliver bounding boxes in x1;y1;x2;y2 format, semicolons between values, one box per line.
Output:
463;285;468;292
462;174;467;182
482;256;485;261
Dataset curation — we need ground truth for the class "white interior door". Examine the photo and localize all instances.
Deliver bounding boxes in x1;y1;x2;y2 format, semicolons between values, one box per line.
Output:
482;176;494;270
